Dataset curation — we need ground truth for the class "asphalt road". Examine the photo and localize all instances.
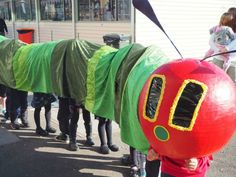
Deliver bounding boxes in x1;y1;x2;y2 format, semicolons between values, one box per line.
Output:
0;105;235;177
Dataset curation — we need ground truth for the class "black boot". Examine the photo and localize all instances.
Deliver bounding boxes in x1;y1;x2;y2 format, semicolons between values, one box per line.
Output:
68;140;78;151
69;122;78;151
106;119;119;152
45;104;56;133
84;122;94;146
20;109;29;128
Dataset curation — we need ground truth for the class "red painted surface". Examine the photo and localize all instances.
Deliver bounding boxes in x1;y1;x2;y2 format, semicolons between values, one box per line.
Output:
139;59;236;159
17;28;34;44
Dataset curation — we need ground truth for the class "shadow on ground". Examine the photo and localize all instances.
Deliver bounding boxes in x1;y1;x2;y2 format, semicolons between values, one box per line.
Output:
0;123;129;177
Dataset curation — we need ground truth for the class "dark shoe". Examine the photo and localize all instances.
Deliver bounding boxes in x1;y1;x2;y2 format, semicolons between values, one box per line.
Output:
121;155;132;166
20;122;29;128
36;128;49;136
55;133;69;143
100;145;110;154
84;137;95;146
108;144;119;152
9;123;20;130
68;142;78;151
46;127;56;133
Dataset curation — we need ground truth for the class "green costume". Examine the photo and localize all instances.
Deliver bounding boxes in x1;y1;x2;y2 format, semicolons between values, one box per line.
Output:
0;36;172;153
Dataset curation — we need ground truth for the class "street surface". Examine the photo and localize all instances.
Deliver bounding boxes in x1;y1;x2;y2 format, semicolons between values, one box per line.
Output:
0;102;235;177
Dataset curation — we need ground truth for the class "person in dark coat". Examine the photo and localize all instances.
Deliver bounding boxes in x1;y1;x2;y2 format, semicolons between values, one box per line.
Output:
0;16;8;36
7;87;28;129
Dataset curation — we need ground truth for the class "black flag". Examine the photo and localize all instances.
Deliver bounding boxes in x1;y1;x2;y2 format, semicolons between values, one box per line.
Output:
133;0;183;58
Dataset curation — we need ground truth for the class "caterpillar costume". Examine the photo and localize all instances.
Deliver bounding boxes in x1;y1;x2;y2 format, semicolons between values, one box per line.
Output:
0;35;235;159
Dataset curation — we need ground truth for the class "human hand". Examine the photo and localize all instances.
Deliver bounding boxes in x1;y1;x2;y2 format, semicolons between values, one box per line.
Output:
185;158;198;170
216;46;229;60
219;47;228;53
147;148;159;161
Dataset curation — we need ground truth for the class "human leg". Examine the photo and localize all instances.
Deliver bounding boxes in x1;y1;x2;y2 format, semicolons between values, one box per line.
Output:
68;100;79;151
97;116;109;154
146;159;161;177
82;106;94;146
0;97;4;115
0;84;6;115
57;97;70;134
56;97;70;142
105;119;119;152
137;151;147;177
44;103;56;133
34;107;48;136
130;149;139;177
4;95;9;120
121;146;135;166
19;91;29;127
8;88;20;129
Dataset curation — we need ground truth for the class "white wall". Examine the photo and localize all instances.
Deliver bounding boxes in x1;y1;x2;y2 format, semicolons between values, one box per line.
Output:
135;0;236;59
76;22;131;45
38;22;74;42
5;21;131;45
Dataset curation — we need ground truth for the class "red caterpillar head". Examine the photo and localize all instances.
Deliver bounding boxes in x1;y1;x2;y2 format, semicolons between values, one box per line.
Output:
138;59;236;159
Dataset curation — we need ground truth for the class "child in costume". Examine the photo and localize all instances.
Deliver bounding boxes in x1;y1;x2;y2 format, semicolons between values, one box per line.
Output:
147;147;212;177
95;115;119;154
205;12;236;72
67;100;95;151
31;92;57;136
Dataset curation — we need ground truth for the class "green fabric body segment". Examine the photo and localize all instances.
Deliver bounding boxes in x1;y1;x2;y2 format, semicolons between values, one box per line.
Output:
87;45;135;121
120;45;172;153
86;43;171;153
85;45;117;112
114;44;147;123
51;39;102;101
88;44;146;122
0;35;7;42
0;38;25;88
13;41;59;93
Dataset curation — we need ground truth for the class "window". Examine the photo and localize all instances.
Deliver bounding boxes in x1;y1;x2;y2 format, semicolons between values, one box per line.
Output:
0;1;12;21
14;0;35;21
78;0;131;21
117;0;130;21
40;0;72;21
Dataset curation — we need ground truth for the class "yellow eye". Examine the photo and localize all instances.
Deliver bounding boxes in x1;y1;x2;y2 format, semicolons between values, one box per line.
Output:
169;79;207;131
143;74;165;122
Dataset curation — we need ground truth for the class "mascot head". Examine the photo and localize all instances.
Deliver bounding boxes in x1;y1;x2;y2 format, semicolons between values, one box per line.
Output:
138;59;236;159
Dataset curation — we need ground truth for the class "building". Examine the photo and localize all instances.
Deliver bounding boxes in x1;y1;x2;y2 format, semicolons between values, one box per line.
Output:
0;0;132;44
1;0;236;59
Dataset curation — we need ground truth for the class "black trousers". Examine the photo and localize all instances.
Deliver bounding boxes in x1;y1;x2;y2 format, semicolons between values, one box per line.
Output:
146;159;161;177
68;99;92;142
34;102;51;129
0;84;6;97
161;173;174;177
57;97;70;135
96;116;113;146
7;88;28;124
